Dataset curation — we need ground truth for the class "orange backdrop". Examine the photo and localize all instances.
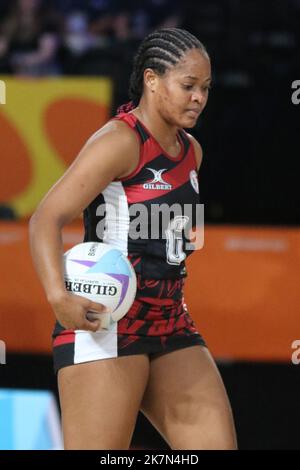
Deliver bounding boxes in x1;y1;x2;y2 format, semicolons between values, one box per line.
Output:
0;77;112;217
0;222;298;361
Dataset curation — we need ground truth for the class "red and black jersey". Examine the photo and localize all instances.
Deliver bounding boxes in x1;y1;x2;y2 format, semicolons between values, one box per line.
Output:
53;113;206;372
83;112;200;280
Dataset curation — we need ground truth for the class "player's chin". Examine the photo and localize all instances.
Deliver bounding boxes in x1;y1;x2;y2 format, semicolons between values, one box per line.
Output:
180;111;201;128
181;116;199;128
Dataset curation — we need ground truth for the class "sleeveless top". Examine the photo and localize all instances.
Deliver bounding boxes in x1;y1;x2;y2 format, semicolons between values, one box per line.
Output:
83;112;201;280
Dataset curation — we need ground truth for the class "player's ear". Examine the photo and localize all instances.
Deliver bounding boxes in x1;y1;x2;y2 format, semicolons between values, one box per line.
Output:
144;68;159;94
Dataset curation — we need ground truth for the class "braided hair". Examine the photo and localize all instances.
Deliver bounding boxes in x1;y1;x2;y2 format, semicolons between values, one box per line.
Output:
117;28;208;114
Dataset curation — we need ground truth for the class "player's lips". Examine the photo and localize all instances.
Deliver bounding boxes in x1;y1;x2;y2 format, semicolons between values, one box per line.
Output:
186;108;201;117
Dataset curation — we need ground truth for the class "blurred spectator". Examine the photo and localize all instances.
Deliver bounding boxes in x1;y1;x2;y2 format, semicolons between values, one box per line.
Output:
128;0;182;39
58;0;124;46
60;1;128;74
63;11;96;56
0;0;62;76
88;0;117;45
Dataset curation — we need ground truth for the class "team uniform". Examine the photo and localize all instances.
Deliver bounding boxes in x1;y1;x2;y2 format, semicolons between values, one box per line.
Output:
53;112;206;372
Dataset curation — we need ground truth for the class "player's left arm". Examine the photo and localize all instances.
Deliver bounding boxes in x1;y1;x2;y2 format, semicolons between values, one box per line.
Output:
187;133;203;171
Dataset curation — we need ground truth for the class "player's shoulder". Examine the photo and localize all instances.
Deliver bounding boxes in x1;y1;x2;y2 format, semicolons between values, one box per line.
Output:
185;132;203;155
85;117;140;154
185;132;203;170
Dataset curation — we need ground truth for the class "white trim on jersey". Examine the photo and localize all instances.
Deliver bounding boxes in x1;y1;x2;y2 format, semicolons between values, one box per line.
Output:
74;182;129;365
101;181;130;255
74;324;118;364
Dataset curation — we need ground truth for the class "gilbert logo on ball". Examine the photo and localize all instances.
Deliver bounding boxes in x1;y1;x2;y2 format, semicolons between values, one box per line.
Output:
63;242;137;329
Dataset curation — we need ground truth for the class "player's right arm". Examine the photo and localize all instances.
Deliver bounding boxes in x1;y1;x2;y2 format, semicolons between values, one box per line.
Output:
29;120;139;331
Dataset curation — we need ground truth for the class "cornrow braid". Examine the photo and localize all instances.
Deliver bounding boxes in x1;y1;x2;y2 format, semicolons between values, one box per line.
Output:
128;28;208;107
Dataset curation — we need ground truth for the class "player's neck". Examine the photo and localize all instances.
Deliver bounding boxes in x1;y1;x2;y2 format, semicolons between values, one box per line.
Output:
132;103;180;150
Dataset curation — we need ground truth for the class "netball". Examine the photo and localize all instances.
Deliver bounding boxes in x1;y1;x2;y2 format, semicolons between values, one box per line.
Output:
63;242;137;329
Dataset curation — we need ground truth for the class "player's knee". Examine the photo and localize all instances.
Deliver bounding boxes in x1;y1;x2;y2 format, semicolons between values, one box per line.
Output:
164;393;200;426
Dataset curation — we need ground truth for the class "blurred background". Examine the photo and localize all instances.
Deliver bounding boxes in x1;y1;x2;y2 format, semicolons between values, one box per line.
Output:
0;0;300;450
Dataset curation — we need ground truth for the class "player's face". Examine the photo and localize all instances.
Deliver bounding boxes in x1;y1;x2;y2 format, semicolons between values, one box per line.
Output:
156;49;212;128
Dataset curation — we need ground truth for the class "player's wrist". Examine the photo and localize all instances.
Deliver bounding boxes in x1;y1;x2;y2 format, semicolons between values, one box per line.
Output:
46;288;68;306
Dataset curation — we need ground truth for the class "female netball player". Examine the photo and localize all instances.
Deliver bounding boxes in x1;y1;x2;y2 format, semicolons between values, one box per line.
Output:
30;28;237;450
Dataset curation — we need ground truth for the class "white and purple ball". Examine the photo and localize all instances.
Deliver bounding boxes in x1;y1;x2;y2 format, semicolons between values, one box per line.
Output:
63;242;137;329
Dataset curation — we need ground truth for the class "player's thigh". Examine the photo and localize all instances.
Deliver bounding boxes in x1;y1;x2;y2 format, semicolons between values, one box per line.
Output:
58;354;150;449
141;346;237;450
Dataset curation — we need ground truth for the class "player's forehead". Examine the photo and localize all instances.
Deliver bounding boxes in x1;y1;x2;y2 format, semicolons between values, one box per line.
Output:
167;49;211;81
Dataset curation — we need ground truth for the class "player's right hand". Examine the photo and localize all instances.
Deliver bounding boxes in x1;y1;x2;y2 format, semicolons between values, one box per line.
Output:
49;291;108;332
